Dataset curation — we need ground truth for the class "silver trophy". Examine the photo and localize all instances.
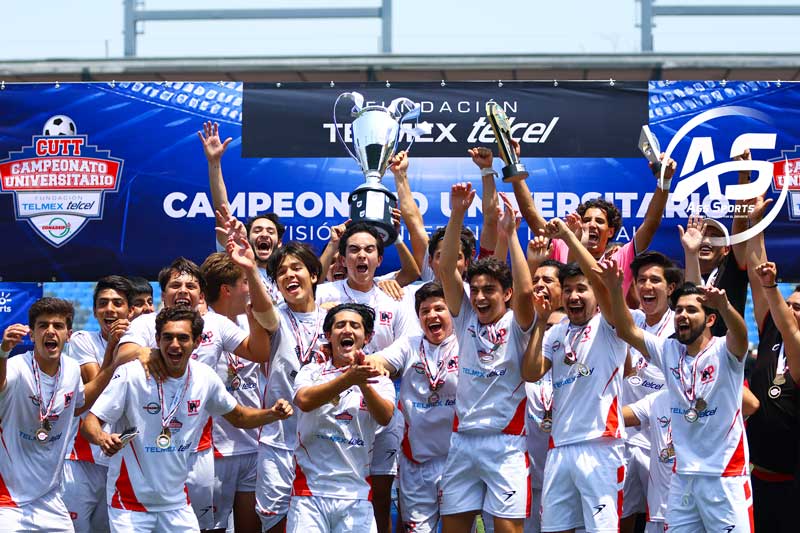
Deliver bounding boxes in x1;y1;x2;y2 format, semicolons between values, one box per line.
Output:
639;125;662;174
334;91;421;244
486;102;528;182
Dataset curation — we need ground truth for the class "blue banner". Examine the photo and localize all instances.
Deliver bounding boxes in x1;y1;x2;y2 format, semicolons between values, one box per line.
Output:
0;282;43;355
0;80;798;281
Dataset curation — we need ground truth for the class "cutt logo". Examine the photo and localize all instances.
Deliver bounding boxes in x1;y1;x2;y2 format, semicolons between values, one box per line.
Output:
0;115;124;247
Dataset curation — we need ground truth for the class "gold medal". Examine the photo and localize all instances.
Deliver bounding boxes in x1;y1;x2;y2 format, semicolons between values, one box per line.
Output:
695;397;707;412
774;373;786;386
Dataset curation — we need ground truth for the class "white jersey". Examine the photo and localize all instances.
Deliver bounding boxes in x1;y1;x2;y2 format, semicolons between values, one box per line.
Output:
381;333;459;463
65;330;110;466
119;310;248;453
259;304;326;450
315;279;415;354
524;374;553;489
623;310;671;449
543;313;627;447
0;352;84;506
291;359;396;500
212;314;260;457
90;360;237;512
451;298;532;434
627;390;673;522
643;334;748;476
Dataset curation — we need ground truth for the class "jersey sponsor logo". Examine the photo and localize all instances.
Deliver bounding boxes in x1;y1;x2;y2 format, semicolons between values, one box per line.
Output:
657;415;671;428
772;343;781;351
638;379;663;390
143;401;160;415
315;433;365;447
412;362;426;374
592;504;606;516
462;366;507;378
187;400;201;415
551;340;562;352
0;118;124;247
553;367;594;388
334;411;353;424
28;395;41;407
671;406;717;418
379;310;393;325
412;398;454;409
20;429;62;443
168;418;184;432
145;441;193;453
502;490;516;502
669;366;680;380
700;365;715;384
63;391;74;408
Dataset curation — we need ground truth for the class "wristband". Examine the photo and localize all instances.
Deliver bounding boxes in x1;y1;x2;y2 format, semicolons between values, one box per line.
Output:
394;230;404;245
480;167;497;178
0;348;9;359
657;178;672;191
762;283;778;288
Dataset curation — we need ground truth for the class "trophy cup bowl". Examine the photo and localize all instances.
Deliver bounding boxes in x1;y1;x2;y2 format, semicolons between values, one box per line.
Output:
334;93;421;244
486;102;529;183
639;125;662;174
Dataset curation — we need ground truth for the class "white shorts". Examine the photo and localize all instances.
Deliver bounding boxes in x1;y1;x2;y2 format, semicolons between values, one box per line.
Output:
0;488;74;532
286;496;376;533
256;443;293;530
370;410;402;476
523;488;542;533
397;455;445;532
213;452;257;529
61;459;109;533
644;521;664;533
440;432;530;519
108;504;199;533
622;443;649;517
541;439;625;533
665;474;753;532
186;448;214;530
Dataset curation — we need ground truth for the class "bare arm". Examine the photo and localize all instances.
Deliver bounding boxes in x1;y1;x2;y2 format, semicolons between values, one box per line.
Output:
633;156;675;253
0;324;30;392
294;358;383;413
521;294;553;382
744;195;774;330
319;220;348;282
223;399;293;429
679;215;705;286
441;183;475;316
359;382;394;426
76;362;120;417
701;286;748;361
499;193;535;330
742;386;760;417
81;413;124;457
754;262;800;382
198;121;234;247
593;258;650;357
730;150;752;268
622;406;641;427
390;151;429;274
394;239;421;287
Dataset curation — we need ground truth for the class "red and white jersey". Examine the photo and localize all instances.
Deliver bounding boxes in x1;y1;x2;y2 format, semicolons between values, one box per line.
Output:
259;304;326;451
90;360;237;512
451;298;531;434
291;359;396;500
643;333;748;476
66;330;110;466
543;313;627;447
315;279;415;353
211;314;260;457
623;310;671;449
380;333;459;463
524;374;553;489
119;310;247;453
627;390;673;522
0;352;84;506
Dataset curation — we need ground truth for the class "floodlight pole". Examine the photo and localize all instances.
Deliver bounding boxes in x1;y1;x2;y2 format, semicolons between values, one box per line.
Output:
123;0;393;57
641;0;800;52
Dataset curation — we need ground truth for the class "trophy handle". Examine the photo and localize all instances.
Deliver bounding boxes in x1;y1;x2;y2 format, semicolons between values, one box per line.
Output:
333;92;364;162
390;97;421;155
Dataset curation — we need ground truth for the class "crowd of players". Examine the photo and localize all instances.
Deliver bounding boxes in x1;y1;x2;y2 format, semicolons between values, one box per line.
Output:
0;120;795;533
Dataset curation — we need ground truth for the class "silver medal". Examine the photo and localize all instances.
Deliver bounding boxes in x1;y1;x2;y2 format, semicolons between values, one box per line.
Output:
684;407;699;423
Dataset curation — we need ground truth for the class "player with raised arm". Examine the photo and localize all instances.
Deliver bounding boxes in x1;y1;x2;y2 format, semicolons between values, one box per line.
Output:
0;297;121;531
438;183;535;533
287;303;395;533
82;306;292;533
522;217;628;533
597;257;751;532
63;276;135;533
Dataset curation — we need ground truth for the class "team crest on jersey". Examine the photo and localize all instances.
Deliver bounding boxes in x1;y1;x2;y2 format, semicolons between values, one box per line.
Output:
143;402;160;414
447;357;458;372
168;418;183;432
199;331;214;346
379;310;392;325
0;116;124;247
334;411;353;424
700;365;715;384
187;400;201;415
63;392;73;408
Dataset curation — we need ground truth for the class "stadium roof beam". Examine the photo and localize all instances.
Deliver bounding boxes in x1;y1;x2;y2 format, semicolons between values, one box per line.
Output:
122;0;393;57
640;1;800;51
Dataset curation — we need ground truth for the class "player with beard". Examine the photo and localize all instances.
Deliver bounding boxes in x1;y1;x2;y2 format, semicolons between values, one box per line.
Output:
438;184;536;533
524;216;628;533
83;306;292;533
0;298;121;531
288;303;395;533
315;221;416;533
116;257;271;532
198;122;285;303
63;276;135;533
599;259;751;532
366;282;460;532
619;251;682;533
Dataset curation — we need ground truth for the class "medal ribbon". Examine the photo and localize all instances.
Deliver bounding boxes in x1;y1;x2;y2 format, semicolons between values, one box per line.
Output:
32;356;62;425
564;323;590;365
470;319;504;361
287;308;323;365
678;337;717;405
539;377;554;413
419;336;455;390
157;365;192;431
777;343;788;376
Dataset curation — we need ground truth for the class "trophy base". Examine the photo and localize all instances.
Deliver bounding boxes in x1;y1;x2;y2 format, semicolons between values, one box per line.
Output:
348;183;398;245
501;163;529;183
